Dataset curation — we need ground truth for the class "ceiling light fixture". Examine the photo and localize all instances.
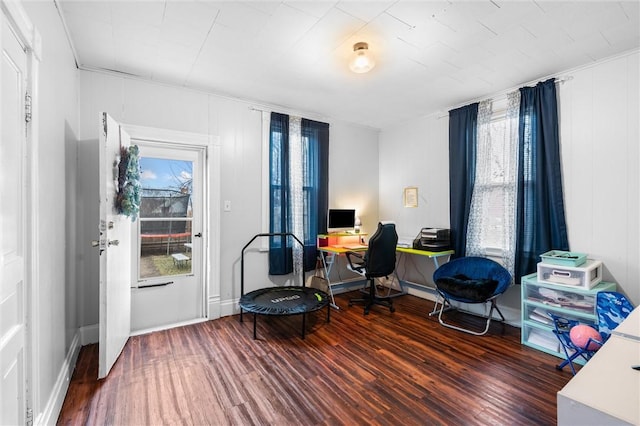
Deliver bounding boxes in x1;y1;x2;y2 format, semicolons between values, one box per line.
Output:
349;42;375;74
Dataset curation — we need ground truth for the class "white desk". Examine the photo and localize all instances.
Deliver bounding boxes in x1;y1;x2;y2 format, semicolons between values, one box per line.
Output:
612;305;640;341
557;306;640;425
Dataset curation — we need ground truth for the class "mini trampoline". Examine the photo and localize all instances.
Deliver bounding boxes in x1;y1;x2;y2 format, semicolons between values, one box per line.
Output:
239;233;330;340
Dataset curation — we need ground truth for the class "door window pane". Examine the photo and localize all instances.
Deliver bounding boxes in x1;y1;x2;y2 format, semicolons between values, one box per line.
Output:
138;157;193;279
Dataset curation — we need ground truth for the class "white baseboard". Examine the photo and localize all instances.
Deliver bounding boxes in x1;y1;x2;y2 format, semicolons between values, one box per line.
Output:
79;323;99;345
35;331;81;426
404;282;439;301
220;297;239;317
496;304;521;328
131;318;209;336
208;295;221;319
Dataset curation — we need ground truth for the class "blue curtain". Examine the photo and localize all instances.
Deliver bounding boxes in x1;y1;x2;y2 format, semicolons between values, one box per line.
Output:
269;113;329;275
515;79;569;279
448;103;479;258
269;113;291;275
302;118;329;269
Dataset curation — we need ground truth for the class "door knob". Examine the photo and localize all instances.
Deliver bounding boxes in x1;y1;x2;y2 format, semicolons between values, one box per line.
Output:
194;233;202;238
91;240;105;255
91;239;118;247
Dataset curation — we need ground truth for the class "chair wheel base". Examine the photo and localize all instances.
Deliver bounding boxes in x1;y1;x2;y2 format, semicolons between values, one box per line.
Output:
349;297;394;315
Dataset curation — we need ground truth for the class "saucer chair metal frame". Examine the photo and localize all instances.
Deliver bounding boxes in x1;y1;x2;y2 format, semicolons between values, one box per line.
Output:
432;256;513;336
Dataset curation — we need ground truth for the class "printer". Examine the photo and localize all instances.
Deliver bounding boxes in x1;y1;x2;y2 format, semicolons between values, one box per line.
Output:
413;228;451;252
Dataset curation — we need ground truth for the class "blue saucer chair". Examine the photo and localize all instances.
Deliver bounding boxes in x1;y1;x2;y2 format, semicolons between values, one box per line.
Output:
432;256;513;335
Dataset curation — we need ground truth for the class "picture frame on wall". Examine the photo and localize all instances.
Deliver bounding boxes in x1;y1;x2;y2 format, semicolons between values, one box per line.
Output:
403;187;418;208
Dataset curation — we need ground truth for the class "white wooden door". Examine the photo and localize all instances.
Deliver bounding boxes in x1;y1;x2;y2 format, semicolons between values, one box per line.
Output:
98;113;133;379
0;12;28;425
132;144;206;332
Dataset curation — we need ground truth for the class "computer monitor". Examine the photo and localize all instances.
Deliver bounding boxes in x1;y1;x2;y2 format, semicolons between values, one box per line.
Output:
327;209;355;233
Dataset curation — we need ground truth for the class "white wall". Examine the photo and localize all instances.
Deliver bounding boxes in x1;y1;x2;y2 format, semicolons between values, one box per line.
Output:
76;71;380;325
377;113;453;303
379;114;450;240
19;1;79;423
329;121;380;233
378;50;640;317
558;51;640;306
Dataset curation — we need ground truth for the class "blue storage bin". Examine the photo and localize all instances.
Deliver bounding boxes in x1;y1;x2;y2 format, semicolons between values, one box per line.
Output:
540;250;587;267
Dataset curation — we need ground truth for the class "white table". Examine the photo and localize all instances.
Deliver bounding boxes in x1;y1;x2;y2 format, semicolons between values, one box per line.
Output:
557;306;640;425
171;253;190;268
612;306;640;341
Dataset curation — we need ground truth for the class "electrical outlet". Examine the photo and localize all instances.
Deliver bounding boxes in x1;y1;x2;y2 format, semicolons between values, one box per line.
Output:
224;200;231;211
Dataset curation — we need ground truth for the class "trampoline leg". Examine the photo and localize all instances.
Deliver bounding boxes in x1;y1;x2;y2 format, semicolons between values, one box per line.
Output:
302;313;306;340
253;313;257;340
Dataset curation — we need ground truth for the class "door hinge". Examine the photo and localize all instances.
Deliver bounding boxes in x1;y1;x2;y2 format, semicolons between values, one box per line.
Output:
26;407;33;426
25;92;32;123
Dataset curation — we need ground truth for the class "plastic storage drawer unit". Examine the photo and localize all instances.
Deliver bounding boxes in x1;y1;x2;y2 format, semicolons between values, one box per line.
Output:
520;273;616;362
537;259;602;289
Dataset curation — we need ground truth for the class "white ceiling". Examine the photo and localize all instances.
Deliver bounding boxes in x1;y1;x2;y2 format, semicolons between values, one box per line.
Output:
57;1;640;129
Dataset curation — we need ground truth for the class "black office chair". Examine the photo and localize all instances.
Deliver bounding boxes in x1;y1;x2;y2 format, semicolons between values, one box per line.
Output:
345;222;398;315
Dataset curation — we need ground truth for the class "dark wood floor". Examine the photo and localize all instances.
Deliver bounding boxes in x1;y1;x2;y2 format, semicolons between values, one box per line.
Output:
58;292;574;425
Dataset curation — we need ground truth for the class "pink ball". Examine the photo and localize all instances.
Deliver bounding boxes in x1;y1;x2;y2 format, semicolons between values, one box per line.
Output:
570;324;602;351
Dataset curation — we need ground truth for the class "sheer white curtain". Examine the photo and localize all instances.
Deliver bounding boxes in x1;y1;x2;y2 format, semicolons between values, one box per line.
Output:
289;116;304;274
466;91;520;276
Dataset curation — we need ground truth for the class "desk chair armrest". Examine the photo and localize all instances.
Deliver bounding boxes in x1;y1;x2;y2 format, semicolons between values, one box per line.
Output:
346;251;365;274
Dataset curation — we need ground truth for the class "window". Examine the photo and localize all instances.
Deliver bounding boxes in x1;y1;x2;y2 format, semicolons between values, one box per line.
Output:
466;94;519;274
451;80;567;279
476;113;514;251
267;113;328;274
271;127;319;242
138;157;194;279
